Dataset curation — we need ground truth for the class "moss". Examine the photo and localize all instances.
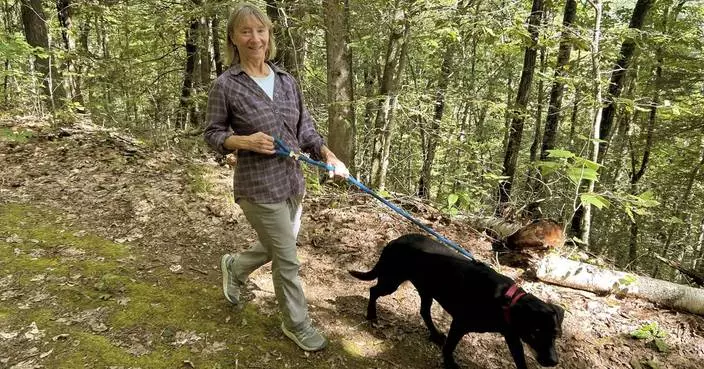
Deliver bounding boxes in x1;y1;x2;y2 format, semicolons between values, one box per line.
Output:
0;127;33;143
0;204;129;260
0;203;395;369
46;332;195;369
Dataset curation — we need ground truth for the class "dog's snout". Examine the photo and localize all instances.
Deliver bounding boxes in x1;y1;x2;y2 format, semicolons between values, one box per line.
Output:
537;351;559;367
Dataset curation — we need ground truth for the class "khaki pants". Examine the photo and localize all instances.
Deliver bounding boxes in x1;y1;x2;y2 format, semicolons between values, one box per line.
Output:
233;196;311;330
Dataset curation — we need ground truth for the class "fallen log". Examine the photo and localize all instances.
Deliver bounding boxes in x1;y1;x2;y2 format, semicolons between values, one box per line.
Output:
536;254;704;316
653;253;704;287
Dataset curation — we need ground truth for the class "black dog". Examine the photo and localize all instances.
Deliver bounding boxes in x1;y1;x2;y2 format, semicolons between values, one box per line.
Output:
349;234;564;369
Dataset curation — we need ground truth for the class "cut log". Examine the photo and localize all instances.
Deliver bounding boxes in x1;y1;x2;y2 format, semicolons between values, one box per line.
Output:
536;254;704;316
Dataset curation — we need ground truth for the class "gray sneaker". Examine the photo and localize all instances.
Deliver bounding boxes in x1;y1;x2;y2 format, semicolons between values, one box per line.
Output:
220;254;242;304
281;322;328;351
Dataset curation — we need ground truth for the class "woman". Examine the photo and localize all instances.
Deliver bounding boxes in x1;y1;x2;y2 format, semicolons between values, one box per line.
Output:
203;3;348;352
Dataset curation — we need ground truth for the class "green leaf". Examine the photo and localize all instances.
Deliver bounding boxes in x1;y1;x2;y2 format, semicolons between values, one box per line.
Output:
631;322;658;339
580;193;610;210
568;167;598;184
447;193;459;208
654;338;669;353
546;149;575;159
624;206;635;223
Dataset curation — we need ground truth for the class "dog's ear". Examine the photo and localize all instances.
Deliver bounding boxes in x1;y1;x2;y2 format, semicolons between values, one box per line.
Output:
550;304;565;336
551;304;565;323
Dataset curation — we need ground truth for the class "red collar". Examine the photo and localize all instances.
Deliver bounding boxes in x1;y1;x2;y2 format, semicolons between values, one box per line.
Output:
502;284;527;324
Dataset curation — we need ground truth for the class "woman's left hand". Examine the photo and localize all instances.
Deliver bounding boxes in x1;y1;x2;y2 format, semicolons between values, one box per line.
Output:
325;156;349;179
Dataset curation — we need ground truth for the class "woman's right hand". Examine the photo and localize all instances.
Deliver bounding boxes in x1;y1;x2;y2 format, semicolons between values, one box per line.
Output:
226;132;275;154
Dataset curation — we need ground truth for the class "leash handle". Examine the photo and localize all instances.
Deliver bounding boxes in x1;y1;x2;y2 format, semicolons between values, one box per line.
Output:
273;137;474;260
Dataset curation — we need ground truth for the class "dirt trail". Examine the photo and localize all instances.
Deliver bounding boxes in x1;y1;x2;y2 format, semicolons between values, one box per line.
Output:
1;117;703;369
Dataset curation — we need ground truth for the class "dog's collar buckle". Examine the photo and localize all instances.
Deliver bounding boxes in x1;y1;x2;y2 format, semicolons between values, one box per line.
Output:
502;284;527;325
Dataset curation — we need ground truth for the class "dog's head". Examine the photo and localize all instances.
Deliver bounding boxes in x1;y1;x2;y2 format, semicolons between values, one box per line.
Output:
513;299;564;367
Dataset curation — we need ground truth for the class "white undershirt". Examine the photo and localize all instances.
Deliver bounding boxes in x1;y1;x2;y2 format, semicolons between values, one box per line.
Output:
250;66;275;100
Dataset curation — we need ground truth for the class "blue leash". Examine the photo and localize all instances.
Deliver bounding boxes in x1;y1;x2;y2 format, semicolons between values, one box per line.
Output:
273;137;474;260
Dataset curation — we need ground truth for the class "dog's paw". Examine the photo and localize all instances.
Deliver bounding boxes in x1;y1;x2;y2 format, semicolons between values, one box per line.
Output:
430;332;446;346
443;360;460;369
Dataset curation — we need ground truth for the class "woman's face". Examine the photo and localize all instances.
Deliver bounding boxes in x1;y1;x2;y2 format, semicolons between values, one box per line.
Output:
232;15;269;63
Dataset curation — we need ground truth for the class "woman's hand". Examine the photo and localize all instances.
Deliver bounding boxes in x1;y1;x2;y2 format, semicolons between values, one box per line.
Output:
245;132;275;154
326;156;349;179
321;146;349;179
225;132;275;154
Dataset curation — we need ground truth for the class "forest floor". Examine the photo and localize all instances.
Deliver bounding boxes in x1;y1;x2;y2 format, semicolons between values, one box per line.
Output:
1;115;703;369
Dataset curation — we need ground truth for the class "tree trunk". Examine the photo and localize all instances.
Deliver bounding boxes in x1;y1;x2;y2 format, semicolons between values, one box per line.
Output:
199;16;212;88
526;46;547;218
56;0;74;103
573;0;604;245
324;0;356;175
359;65;378;182
541;0;577;160
654;253;704;287
597;0;654;163
536;255;704;316
266;0;306;80
370;1;409;190
418;42;455;199
656;145;704;275
648;0;692;278
179;19;199;129
529;47;547;165
694;216;704;273
21;0;66;111
496;0;544;216
212;15;223;76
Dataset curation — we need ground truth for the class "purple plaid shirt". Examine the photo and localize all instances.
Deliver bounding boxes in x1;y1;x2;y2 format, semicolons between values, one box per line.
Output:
204;62;325;203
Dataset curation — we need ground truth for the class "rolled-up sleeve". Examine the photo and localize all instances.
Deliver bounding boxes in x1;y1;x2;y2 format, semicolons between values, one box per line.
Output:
204;79;234;155
294;81;325;160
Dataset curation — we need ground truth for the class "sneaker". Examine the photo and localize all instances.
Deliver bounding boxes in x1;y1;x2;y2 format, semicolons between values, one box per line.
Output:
281;322;328;352
220;254;242;304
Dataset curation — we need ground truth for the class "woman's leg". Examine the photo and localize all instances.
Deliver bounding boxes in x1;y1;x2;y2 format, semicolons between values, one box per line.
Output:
238;196;309;329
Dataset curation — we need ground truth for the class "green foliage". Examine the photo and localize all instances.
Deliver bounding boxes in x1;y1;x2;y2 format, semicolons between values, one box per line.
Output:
631;321;669;353
631;322;667;340
0;128;33;143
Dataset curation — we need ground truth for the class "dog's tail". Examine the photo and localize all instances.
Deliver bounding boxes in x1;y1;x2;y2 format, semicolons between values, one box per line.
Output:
348;268;378;281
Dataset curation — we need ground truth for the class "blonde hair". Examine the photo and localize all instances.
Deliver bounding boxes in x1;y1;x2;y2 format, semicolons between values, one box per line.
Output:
225;3;277;66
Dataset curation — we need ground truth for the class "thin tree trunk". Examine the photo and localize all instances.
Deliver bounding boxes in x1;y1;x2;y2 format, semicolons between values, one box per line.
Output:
693;216;704;273
370;1;409;190
578;0;604;245
21;0;66;111
597;0;654;163
526;46;547;218
212;15;223;76
542;0;577;159
418;42;455;199
529;47;547;165
56;0;74;102
199;16;211;87
656;144;704;275
496;0;544;216
179;19;199;129
266;0;306;80
324;0;356;175
360;65;378;182
3;0;12;106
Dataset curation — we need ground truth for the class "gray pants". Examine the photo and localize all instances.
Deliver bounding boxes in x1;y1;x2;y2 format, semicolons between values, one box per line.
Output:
233;196;310;330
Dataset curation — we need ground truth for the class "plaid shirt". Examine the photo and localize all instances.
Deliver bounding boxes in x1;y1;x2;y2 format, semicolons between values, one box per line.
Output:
204;62;325;203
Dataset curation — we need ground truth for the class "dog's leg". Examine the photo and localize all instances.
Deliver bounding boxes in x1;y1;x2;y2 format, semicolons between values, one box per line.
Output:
442;320;465;369
419;293;445;345
367;277;403;321
504;333;528;369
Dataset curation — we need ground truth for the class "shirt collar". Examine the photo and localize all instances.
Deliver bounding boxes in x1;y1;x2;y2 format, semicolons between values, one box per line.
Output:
229;61;285;77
